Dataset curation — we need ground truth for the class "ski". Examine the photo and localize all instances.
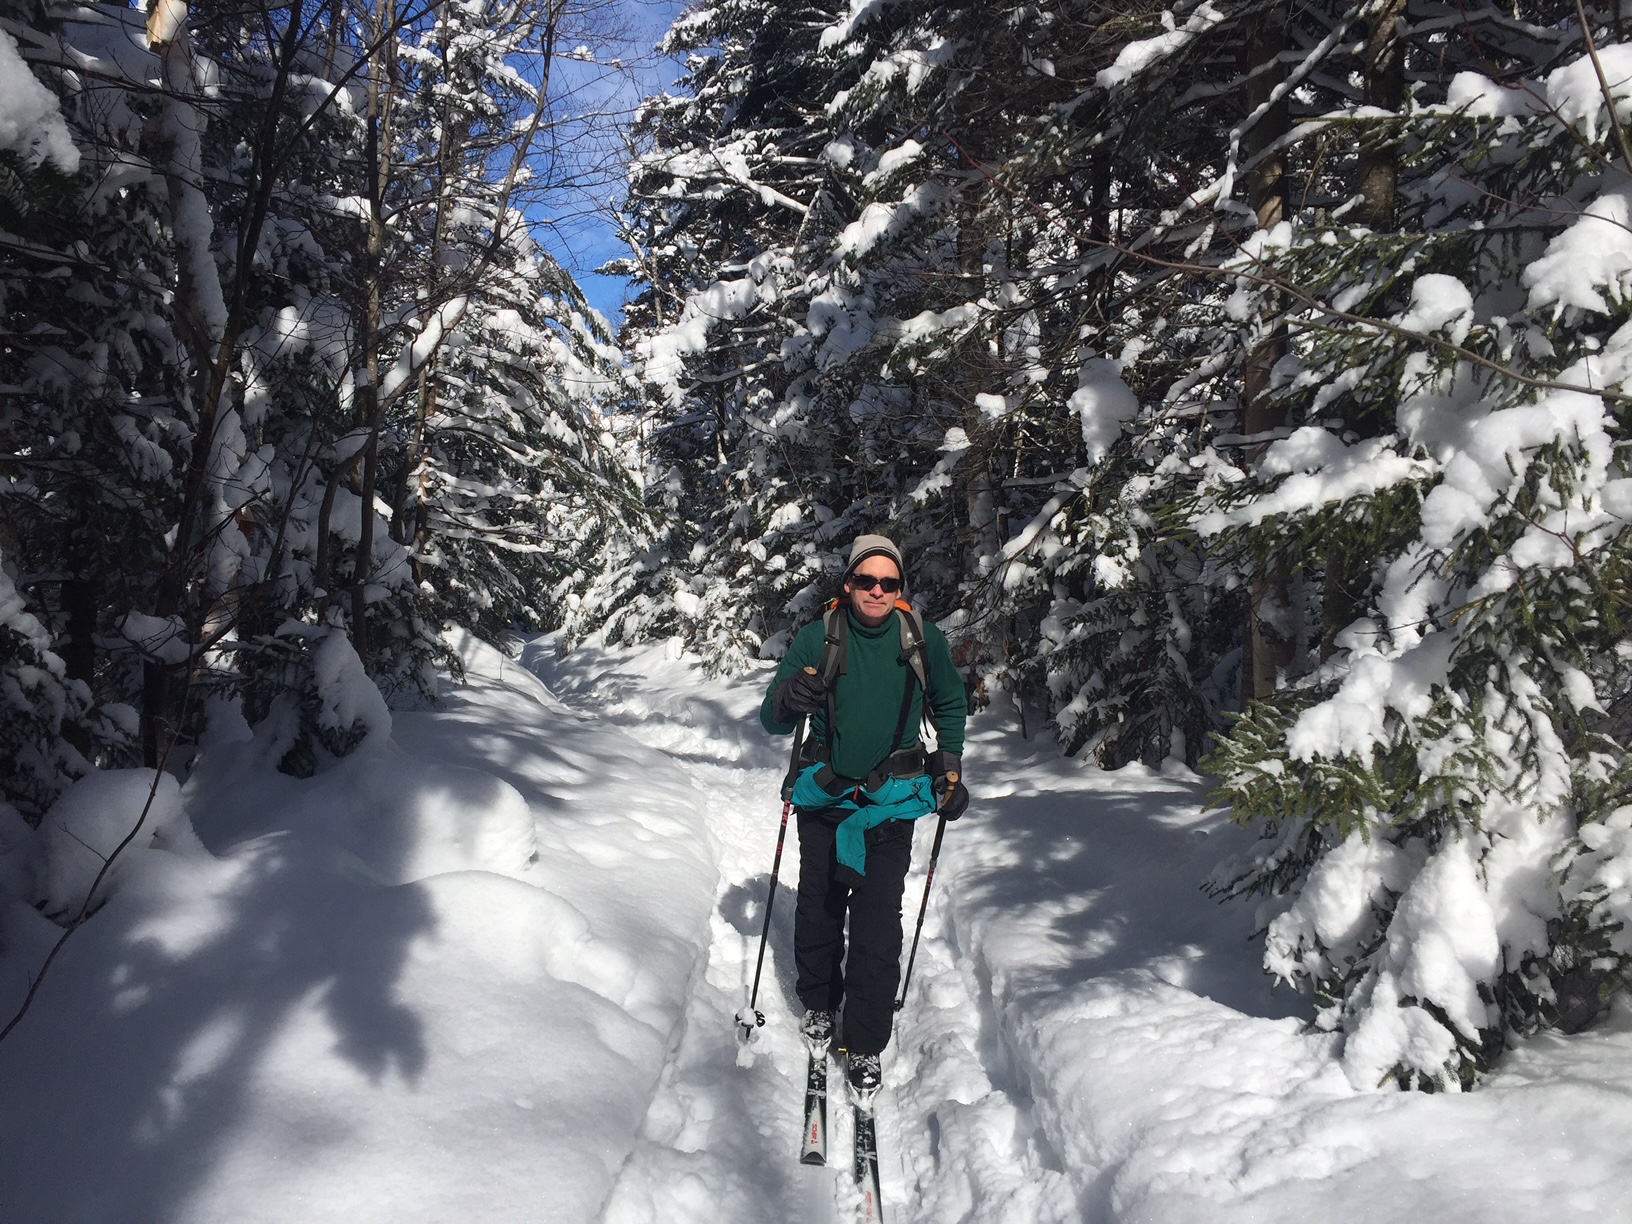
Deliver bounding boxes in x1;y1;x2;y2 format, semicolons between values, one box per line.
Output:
853;1098;882;1223
800;1043;828;1166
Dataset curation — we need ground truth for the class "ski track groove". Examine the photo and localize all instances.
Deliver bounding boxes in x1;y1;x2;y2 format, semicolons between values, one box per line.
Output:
549;677;1069;1224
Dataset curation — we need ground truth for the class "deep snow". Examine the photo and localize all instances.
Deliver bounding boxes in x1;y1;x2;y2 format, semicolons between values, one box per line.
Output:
0;634;715;1222
2;633;1631;1222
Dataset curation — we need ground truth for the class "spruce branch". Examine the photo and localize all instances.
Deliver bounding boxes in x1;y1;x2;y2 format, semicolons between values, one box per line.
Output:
939;128;1632;409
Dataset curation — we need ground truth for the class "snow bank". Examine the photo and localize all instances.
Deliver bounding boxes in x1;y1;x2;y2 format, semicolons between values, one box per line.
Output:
941;725;1632;1221
35;768;190;916
0;633;718;1223
8;639;1630;1223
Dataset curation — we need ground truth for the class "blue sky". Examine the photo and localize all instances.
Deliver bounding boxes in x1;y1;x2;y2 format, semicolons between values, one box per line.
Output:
539;1;690;330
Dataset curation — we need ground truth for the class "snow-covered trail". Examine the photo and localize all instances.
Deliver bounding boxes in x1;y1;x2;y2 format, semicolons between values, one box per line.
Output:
5;633;1632;1224
530;641;1082;1224
526;636;848;1221
538;638;1632;1224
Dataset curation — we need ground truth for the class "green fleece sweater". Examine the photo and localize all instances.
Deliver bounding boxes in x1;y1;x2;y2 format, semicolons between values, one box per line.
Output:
760;608;967;778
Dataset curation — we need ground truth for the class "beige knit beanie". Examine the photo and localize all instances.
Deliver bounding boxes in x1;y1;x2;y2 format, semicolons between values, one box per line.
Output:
845;534;905;580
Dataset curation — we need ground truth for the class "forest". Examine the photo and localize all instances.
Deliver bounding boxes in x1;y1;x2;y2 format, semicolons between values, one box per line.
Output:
5;0;1632;1149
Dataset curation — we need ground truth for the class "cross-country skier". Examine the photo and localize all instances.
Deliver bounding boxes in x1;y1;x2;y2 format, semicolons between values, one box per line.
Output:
760;533;969;1097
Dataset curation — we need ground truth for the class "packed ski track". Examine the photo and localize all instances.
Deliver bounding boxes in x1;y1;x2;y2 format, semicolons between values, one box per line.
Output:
528;638;1075;1224
533;637;1632;1224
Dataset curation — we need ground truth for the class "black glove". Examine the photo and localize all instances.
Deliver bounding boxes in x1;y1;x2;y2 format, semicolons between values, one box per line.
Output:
772;667;826;725
928;752;969;821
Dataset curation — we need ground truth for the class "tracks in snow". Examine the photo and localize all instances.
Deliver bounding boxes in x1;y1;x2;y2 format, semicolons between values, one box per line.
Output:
533;653;1071;1224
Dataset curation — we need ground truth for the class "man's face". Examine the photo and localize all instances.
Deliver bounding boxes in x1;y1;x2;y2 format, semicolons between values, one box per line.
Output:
844;554;902;627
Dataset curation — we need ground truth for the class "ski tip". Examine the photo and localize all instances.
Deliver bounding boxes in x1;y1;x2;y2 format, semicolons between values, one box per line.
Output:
799;1151;826;1167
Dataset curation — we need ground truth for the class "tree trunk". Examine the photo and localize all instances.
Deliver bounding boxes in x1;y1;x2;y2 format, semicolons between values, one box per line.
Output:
1356;0;1407;231
350;0;397;667
1239;5;1294;704
1323;0;1408;658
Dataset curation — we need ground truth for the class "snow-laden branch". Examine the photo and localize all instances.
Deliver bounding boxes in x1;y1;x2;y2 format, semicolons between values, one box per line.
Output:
378;295;470;406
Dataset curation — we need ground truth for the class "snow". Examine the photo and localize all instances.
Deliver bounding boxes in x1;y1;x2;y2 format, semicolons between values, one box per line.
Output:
1095;4;1226;90
819;0;897;51
1525;183;1632;316
530;644;1632;1222
867;138;924;185
0;634;715;1222
1444;71;1539;120
1194;431;1430;536
1416;390;1608;550
312;627;392;743
1569;806;1632;955
119;611;194;666
379;296;471;404
4;636;1632;1221
1342;837;1501;1089
639;262;778;405
1285;631;1455;765
0;28;79;171
1264;829;1421;984
1067;358;1138;463
836;182;951;261
1396;273;1475;344
1545;43;1632;144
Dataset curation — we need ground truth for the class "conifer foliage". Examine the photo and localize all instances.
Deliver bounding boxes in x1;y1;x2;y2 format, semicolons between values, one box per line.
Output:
0;0;637;820
619;0;1632;1085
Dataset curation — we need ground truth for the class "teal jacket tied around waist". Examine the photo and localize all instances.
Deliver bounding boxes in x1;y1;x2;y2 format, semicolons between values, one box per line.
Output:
789;765;937;875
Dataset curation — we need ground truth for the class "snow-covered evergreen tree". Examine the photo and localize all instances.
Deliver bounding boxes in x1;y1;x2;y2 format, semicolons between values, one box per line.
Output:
606;0;856;668
1;0;639;781
1204;14;1632;1089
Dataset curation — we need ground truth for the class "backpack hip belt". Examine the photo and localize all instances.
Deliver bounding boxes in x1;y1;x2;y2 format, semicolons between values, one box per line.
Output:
798;740;926;797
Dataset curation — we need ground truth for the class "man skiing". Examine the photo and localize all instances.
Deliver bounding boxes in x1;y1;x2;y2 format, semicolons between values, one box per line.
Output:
760;534;969;1099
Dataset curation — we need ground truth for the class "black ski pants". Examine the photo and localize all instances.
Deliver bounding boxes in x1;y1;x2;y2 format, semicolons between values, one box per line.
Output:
793;809;914;1057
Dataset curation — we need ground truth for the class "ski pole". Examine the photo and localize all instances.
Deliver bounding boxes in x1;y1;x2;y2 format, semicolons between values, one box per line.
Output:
895;776;956;1012
738;798;792;1037
738;697;812;1038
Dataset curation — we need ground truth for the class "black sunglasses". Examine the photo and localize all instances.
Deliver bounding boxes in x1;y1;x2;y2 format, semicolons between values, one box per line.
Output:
848;574;902;593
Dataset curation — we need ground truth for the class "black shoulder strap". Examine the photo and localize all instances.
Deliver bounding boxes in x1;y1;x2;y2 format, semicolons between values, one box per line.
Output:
896;605;928;690
818;604;847;754
887;604;928;758
818;604;847;686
